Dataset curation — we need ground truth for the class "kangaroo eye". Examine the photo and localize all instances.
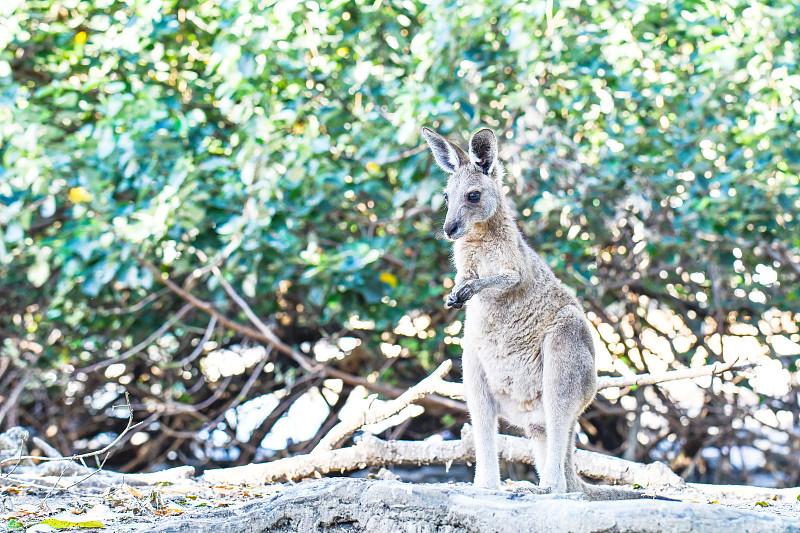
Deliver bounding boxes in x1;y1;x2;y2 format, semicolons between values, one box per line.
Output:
467;191;481;203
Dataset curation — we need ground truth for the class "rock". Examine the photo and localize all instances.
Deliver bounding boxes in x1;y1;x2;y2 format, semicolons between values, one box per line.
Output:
140;478;800;533
0;426;34;470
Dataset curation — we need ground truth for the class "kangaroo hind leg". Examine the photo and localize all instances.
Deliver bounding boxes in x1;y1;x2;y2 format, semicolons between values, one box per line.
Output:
538;318;597;493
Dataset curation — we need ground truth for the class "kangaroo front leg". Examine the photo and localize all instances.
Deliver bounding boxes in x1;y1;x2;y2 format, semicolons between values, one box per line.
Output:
462;352;500;489
446;270;520;309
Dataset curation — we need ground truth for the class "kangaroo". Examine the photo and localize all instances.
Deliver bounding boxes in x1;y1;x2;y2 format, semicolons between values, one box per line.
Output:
421;126;598;494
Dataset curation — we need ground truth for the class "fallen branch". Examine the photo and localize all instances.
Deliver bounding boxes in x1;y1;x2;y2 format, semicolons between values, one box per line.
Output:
202;426;682;488
203;354;742;487
326;359;759;417
415;359;759;402
31;436;64;459
313;360;460;453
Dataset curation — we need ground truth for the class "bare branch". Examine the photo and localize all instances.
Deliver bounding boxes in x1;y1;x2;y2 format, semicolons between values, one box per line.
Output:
79;303;193;374
176;315;217;367
207;262;315;372
98;287;170;316
344;360;760;412
596;360;758;390
0;374;29;427
133;252;466;412
313;360;458;453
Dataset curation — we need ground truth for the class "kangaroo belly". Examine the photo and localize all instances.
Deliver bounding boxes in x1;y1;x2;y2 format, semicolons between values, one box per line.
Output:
471;345;547;431
464;297;546;412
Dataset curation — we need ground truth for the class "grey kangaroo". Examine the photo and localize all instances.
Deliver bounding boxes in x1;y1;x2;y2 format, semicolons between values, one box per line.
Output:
422;127;597;493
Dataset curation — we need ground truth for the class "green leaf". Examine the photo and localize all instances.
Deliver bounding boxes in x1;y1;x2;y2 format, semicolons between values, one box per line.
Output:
40;518;106;528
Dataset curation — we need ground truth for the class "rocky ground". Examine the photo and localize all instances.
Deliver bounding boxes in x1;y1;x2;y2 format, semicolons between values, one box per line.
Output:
3;473;799;533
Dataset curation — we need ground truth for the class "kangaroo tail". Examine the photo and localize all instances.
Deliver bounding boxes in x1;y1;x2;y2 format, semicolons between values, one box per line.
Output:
579;480;678;501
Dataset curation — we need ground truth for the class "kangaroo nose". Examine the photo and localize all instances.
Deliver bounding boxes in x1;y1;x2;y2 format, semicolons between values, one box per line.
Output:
445;221;460;238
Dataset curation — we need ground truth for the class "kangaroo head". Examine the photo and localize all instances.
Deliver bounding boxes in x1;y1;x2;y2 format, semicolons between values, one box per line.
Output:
421;127;502;240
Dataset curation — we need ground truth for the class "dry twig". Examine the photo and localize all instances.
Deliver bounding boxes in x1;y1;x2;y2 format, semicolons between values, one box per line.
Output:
1;395;139;468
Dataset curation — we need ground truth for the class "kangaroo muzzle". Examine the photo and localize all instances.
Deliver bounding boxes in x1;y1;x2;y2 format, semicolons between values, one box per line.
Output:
444;220;461;239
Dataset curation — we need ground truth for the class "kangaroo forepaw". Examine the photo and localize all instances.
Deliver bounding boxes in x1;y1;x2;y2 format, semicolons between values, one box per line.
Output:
445;283;475;309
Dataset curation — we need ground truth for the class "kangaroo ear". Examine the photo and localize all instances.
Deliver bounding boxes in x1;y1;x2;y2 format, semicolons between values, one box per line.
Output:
421;127;468;174
469;128;498;175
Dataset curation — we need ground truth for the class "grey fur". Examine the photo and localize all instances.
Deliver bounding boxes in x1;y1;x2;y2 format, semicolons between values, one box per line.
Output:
423;127;598;494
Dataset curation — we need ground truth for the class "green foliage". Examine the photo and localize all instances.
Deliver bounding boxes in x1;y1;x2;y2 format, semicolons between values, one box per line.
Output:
1;0;799;472
2;0;457;371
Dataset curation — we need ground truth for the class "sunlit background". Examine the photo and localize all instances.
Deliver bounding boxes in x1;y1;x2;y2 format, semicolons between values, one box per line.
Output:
1;0;799;486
